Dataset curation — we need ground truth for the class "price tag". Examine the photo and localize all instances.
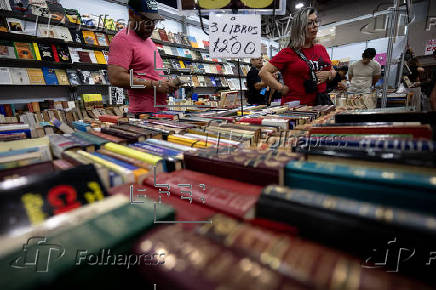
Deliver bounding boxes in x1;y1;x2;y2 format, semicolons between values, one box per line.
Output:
209;14;261;59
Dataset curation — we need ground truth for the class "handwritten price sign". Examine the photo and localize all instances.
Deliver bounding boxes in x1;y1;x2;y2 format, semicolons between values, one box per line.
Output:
209;14;261;58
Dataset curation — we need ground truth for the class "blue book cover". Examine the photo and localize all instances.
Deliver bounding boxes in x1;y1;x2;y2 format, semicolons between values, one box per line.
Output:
42;67;59;85
0;129;31;138
92;152;138;171
209;76;217;87
0;147;39;158
176;48;185;57
129;142;181;158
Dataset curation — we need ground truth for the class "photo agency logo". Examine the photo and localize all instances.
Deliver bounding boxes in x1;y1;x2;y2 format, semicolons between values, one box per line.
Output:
9;237;166;272
10;237;65;272
427;17;436;31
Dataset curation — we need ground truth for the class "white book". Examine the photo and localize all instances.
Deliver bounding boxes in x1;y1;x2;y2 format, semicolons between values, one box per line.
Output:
0;44;16;59
38;24;56;38
0;67;11;84
68;47;80;63
6;18;24;33
10;68;30;85
54;26;72;42
0;123;30;131
22;21;38;36
87;50;98;64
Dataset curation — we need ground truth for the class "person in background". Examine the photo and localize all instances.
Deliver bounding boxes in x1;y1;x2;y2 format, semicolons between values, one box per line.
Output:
427;50;436;110
348;48;381;93
326;65;348;93
403;48;425;87
259;7;335;106
246;56;268;105
107;0;180;116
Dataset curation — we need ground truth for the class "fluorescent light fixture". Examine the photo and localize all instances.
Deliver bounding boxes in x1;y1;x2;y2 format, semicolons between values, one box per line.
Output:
295;2;304;9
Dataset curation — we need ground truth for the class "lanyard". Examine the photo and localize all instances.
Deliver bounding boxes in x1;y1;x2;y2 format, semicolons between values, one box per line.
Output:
293;48;318;83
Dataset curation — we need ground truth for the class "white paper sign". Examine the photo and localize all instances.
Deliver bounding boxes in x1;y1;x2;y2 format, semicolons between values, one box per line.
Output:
209;14;261;59
425;39;436;55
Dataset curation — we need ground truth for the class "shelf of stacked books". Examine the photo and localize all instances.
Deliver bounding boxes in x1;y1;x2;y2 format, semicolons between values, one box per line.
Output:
1;97;436;289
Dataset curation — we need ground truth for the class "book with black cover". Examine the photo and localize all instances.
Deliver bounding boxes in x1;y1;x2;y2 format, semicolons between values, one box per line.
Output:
55;44;72;63
37;43;54;61
77;70;94;85
66;69;81;85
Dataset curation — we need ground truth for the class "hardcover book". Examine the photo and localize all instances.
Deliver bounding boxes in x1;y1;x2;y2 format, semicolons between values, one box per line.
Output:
14;42;35;60
55;45;72;63
6;18;23;33
77;70;95;85
82;30;98;45
184;148;303;186
158;29;169;42
69;28;84;43
42;67;59;85
0;41;16;59
54;26;72;42
0;67;11;84
37;43;54;61
94;32;108;46
10;67;30;85
66;69;81;85
26;68;45;85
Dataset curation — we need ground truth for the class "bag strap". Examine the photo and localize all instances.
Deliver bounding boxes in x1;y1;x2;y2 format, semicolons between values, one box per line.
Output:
293;48;318;83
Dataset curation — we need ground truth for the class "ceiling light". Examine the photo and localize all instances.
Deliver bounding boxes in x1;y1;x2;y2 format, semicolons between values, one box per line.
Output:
295;3;304;9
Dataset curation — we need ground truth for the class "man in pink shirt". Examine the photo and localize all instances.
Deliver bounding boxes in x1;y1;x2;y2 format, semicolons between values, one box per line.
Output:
108;0;179;115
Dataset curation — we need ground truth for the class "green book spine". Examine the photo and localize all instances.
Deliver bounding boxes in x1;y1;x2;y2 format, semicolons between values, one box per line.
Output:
73;131;108;147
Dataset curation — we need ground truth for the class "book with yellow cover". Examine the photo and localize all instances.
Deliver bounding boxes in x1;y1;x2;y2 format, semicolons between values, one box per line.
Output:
54;69;70;85
26;68;46;85
93;51;107;64
82;30;98;45
103;143;162;165
14;42;35;60
32;43;41;60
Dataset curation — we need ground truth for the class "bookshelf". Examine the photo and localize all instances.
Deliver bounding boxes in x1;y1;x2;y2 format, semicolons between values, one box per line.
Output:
0;5;250;106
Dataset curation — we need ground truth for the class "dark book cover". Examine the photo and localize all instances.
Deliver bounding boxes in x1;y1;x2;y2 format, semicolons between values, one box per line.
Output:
37;43;54;61
66;69;81;85
8;0;28;13
69;28;84;43
46;1;65;23
42;67;59;85
55;44;72;63
77;70;93;85
77;50;92;63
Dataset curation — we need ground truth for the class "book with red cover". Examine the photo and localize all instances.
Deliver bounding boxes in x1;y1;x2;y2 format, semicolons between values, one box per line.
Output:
77;51;92;63
183;149;303;186
51;44;60;62
109;183;216;222
308;125;433;140
143;169;263;219
158;29;169;42
98;115;128;124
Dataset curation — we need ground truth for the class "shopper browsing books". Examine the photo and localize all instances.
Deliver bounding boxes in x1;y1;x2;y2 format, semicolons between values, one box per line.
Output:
259;7;335;106
325;65;348;93
347;48;381;93
246;57;268;105
107;0;180;115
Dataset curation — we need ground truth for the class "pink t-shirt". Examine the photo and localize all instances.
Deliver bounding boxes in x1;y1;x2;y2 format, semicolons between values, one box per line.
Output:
108;28;166;113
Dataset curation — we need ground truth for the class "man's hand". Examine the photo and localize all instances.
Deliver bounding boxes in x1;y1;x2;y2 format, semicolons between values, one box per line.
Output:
154;79;176;94
337;81;347;90
316;71;331;84
278;84;290;95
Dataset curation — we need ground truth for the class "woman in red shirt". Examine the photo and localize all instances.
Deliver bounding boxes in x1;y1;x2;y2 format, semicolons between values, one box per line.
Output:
259;7;336;105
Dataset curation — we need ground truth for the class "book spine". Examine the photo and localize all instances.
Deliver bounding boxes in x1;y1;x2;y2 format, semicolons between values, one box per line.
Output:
103;142;162;165
143;173;258;218
129;142;182;157
33;43;41;60
51;44;60;63
77;150;135;184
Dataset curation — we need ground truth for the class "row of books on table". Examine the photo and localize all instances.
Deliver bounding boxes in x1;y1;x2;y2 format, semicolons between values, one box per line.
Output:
0;41;108;64
1;111;436;288
1;0;125;31
0;66;109;85
1;16;113;46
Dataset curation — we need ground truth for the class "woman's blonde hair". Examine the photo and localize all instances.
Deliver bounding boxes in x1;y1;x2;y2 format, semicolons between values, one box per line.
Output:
288;7;317;49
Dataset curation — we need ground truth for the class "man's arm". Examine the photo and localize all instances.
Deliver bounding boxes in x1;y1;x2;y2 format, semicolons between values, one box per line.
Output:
254;81;268;90
372;75;381;86
107;64;174;93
